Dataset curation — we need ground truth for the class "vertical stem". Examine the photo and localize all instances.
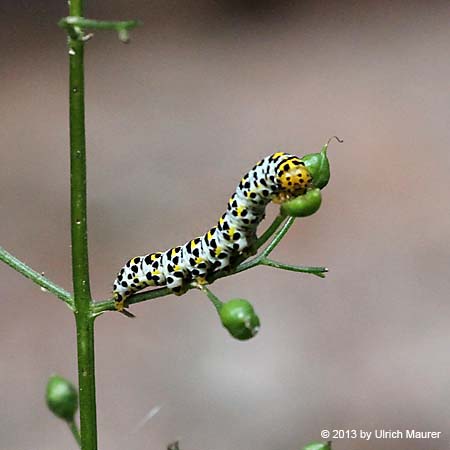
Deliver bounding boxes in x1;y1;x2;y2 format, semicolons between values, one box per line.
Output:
69;5;90;300
74;315;97;450
68;1;98;449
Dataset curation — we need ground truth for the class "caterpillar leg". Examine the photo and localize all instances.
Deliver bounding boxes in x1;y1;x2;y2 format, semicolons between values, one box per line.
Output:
191;277;211;294
171;283;190;296
114;292;125;312
191;276;208;288
113;292;136;318
242;242;258;258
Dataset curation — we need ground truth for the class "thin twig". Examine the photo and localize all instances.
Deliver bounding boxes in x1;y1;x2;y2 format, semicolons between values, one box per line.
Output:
67;420;82;448
59;17;140;42
93;286;171;315
0;246;73;307
261;216;296;257
255;214;287;249
199;285;223;312
261;258;327;278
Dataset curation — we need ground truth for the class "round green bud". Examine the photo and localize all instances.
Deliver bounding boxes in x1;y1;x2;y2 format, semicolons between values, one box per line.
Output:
303;441;331;450
280;188;322;217
219;299;260;340
46;375;78;421
301;144;330;189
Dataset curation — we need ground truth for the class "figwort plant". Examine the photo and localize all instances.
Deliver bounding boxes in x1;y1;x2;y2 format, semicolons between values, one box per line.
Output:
0;1;341;448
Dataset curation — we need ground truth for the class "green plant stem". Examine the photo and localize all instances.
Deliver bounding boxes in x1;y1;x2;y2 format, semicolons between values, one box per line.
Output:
93;214;327;314
0;246;73;306
59;17;140;30
67;1;98;449
260;258;327;278
261;216;295;257
255;214;286;249
93;286;172;315
68;420;82;448
69;19;91;302
59;17;140;42
74;315;96;450
232;256;326;278
200;286;223;312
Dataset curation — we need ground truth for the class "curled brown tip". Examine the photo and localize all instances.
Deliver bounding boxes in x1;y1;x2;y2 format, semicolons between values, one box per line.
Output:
327;135;344;146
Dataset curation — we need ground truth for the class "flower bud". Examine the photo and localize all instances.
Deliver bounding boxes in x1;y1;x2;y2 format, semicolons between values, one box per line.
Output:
301;143;331;190
219;299;260;340
46;375;78;421
280;188;322;217
303;441;331;450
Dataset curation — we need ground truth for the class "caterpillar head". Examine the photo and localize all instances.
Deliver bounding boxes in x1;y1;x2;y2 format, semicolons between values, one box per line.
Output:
276;158;313;202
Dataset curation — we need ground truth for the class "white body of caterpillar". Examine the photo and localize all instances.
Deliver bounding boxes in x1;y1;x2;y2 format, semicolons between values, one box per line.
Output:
113;152;312;310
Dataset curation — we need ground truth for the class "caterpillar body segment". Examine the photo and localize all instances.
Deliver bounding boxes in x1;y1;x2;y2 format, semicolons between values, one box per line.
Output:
113;152;312;311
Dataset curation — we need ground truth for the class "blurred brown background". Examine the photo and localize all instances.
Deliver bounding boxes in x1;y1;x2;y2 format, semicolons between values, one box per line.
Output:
1;1;450;449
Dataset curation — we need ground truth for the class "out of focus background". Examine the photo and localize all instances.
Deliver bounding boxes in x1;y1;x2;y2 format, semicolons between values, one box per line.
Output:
1;1;450;449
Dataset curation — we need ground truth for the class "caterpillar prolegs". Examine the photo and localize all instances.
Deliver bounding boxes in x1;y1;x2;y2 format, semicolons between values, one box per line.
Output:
113;152;313;311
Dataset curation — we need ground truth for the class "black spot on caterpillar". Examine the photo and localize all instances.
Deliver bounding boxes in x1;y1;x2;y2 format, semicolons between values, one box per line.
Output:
113;152;312;310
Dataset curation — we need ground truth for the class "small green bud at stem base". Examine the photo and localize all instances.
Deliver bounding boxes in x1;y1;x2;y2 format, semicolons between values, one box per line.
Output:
219;298;260;340
46;375;78;422
280;188;322;218
303;441;332;450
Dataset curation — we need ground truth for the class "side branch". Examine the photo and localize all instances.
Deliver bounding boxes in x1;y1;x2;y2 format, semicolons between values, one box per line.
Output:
260;215;295;257
0;246;73;307
255;214;286;249
59;17;140;42
260;258;327;278
93;287;171;316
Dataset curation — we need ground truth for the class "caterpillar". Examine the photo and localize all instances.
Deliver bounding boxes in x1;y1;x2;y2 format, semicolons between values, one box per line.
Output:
113;152;313;311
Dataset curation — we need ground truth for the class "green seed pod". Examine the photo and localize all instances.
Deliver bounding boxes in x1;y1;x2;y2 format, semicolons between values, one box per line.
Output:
280;188;322;217
219;298;260;340
303;441;331;450
46;375;78;422
301;143;331;189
